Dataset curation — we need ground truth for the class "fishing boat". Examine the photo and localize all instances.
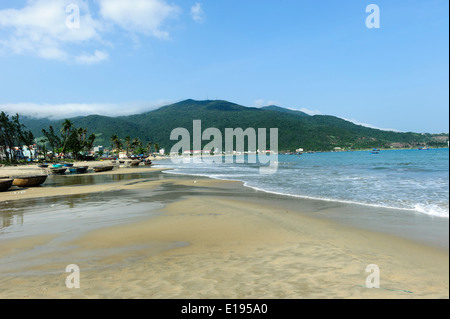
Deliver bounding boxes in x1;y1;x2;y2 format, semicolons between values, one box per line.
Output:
50;167;67;175
144;160;153;166
52;164;63;168
69;166;89;174
64;163;74;167
93;165;114;173
129;160;141;167
12;175;48;187
0;179;14;192
38;163;49;168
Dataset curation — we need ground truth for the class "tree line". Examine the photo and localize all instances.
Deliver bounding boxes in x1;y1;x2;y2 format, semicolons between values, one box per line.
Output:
41;119;96;160
0;112;35;163
1;111;166;163
110;134;160;157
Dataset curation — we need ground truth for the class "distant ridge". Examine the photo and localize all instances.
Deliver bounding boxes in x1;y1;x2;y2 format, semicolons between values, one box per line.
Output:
261;105;310;117
18;99;449;152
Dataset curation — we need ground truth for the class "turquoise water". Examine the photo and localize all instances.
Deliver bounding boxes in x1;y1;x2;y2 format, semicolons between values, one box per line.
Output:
160;148;449;218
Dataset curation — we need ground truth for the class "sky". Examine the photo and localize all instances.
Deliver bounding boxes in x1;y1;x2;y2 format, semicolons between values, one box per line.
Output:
0;0;448;133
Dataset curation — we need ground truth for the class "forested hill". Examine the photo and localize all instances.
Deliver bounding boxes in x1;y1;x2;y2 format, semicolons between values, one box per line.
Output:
19;99;449;152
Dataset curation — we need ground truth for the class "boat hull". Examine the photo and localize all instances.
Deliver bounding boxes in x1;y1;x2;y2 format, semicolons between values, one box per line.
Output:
93;165;114;172
0;179;14;192
129;161;141;167
69;166;89;174
12;175;48;187
50;167;67;175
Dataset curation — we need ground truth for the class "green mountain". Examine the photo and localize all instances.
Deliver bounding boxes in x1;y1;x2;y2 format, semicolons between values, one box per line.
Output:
261;105;310;117
19;99;449;152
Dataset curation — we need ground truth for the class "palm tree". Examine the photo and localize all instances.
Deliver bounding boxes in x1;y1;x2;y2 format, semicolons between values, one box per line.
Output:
146;142;153;156
110;134;118;152
61;119;73;157
85;133;96;155
154;142;160;154
124;136;131;156
42;126;61;159
131;137;141;155
110;134;122;156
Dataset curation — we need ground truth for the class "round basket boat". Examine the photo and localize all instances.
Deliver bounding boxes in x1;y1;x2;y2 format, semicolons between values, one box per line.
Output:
12;175;48;187
69;166;89;174
93;165;114;173
129;160;141;167
50;167;67;175
0;179;14;192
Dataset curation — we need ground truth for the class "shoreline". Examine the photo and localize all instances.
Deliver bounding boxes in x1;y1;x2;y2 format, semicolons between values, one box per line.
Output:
0;161;170;201
2;162;448;250
160;164;449;250
0;167;448;298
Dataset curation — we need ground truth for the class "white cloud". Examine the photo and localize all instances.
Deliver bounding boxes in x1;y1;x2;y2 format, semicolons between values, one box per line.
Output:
97;0;181;39
75;50;109;64
1;101;174;120
0;0;101;61
253;99;266;108
253;100;322;115
343;118;401;132
0;0;183;63
3;101;401;133
191;3;205;22
253;99;281;108
298;108;322;116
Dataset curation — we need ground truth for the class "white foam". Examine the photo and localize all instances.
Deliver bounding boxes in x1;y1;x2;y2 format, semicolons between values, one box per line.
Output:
414;204;449;218
163;169;449;219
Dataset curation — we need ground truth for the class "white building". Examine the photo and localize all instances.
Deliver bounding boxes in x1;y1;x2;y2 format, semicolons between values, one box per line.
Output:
22;146;36;159
94;146;104;153
119;151;128;159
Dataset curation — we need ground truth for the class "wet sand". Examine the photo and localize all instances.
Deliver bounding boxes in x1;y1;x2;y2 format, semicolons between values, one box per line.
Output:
0;168;448;299
0;163;168;201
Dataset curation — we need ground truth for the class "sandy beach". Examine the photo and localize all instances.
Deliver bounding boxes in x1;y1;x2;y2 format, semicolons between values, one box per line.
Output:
0;164;448;299
0;161;168;202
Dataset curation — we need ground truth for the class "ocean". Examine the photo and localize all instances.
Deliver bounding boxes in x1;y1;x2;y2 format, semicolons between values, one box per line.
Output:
160;148;449;219
0;148;447;250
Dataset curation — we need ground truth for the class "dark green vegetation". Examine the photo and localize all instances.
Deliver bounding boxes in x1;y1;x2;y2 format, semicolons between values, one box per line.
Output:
0;112;34;162
17;100;450;152
40;119;96;160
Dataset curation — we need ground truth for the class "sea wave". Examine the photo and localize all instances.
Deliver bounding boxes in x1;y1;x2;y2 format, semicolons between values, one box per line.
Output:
414;204;449;218
163;169;449;219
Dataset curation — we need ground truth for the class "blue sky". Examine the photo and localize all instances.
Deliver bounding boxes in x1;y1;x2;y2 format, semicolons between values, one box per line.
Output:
0;0;448;133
